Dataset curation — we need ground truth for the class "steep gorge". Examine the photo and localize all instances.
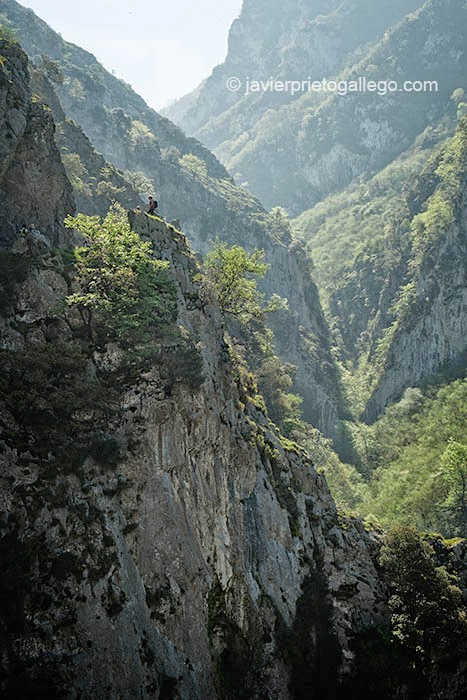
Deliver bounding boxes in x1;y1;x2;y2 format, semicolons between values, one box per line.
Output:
1;5;467;698
163;0;467;429
0;0;348;450
0;44;390;697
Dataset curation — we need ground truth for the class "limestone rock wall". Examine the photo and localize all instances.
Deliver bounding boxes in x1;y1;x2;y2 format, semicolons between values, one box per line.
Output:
364;195;467;422
0;40;73;247
0;214;385;699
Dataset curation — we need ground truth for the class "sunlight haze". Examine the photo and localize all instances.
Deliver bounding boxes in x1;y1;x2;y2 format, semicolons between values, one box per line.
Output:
20;0;242;109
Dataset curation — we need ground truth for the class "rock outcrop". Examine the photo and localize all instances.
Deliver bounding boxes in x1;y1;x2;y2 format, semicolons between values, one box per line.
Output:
0;45;381;696
0;40;73;246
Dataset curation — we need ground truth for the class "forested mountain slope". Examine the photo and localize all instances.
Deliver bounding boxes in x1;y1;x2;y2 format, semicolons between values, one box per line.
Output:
358;379;467;537
167;0;467;217
362;116;467;420
165;0;421;156
294;115;467;426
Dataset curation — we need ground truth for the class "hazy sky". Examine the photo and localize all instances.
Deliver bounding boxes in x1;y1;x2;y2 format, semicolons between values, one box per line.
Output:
20;0;242;109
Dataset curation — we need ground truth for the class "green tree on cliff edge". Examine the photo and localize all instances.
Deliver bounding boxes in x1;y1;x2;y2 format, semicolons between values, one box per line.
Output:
65;203;176;340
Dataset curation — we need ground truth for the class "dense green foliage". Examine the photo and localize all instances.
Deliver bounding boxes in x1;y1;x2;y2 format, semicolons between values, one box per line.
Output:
442;442;467;535
65;204;177;339
204;242;286;323
318;380;467;537
411;117;467;263
357;380;467;536
345;525;467;698
380;526;467;653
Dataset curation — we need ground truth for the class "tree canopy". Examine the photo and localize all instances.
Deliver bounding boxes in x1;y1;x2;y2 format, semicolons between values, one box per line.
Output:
65;204;176;339
204;242;286;323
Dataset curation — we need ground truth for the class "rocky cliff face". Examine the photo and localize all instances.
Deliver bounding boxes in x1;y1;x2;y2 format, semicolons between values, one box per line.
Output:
29;66;141;216
0;208;387;698
0;39;73;247
1;30;467;699
364;176;467;422
0;43;383;698
0;0;349;449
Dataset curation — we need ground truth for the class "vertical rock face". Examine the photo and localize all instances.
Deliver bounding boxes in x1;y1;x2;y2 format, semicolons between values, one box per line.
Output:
363;195;467;422
0;41;380;694
0;212;385;699
0;40;74;247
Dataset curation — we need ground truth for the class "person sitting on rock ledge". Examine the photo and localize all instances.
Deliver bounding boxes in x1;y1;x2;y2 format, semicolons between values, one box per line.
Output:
147;195;158;216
